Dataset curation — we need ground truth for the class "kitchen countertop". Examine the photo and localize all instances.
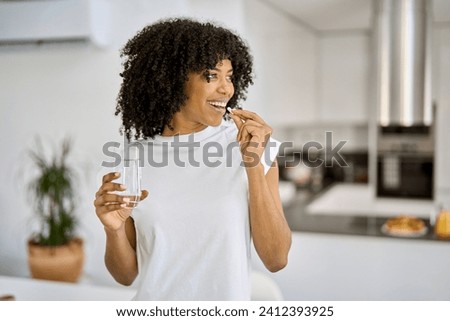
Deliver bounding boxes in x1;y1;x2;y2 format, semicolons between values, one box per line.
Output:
283;183;446;242
306;183;434;218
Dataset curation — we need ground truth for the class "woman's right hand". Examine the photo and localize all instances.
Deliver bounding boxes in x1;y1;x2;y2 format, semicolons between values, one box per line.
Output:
94;172;149;231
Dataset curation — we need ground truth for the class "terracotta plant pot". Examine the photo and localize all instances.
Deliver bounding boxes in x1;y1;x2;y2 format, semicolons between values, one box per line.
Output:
27;237;84;283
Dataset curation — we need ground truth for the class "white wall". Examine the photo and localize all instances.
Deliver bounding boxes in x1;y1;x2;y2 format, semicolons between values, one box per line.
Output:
435;27;450;203
244;0;318;127
317;32;370;124
0;44;124;281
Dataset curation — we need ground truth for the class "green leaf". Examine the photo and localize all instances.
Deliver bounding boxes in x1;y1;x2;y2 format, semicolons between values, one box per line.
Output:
28;136;78;246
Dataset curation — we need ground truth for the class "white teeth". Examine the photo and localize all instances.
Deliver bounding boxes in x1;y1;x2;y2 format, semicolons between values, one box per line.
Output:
208;101;226;108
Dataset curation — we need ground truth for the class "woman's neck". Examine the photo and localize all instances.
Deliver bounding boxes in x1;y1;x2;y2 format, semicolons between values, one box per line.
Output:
161;119;207;136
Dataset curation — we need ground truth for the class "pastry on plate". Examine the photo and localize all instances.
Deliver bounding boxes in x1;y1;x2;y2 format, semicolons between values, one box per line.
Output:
382;215;427;237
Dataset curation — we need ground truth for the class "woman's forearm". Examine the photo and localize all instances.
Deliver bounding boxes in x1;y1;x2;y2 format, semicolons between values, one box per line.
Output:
104;226;138;285
247;164;292;272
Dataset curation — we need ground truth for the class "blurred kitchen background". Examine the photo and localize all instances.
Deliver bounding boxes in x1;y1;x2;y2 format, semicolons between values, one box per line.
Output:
1;0;450;300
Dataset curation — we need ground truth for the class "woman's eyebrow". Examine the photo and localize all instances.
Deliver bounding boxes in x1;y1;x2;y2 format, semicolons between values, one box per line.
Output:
212;67;233;73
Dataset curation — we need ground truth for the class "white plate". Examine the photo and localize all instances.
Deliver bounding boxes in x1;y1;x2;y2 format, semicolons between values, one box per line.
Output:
381;224;428;238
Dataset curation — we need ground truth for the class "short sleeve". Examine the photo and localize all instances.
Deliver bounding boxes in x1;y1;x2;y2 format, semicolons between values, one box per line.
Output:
261;137;281;175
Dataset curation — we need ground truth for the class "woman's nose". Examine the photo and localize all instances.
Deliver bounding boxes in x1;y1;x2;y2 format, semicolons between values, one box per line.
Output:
217;78;233;97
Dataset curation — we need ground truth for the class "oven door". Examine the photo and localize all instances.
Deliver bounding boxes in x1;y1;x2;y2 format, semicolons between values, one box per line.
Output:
377;154;433;199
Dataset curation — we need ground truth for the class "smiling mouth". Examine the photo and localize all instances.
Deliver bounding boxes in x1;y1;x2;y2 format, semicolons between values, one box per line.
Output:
208;101;227;113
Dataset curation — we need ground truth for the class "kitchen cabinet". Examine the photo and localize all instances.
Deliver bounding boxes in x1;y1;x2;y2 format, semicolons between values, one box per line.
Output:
252;231;450;300
253;181;450;300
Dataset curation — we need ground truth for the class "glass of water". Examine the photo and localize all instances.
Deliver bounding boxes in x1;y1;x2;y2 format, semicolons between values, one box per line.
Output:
115;150;141;208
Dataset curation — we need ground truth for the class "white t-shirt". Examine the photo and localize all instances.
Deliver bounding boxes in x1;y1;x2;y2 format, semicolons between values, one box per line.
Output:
131;120;280;300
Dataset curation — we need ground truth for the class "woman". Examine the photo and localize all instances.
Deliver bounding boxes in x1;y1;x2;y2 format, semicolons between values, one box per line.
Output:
94;18;291;300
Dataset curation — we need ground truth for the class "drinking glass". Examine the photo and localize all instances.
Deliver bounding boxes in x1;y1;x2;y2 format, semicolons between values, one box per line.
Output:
115;157;141;208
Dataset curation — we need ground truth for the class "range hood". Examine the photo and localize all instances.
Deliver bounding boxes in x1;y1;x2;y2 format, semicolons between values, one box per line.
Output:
374;0;433;127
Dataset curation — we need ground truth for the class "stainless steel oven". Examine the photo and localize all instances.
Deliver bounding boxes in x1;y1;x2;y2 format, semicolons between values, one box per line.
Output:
377;154;433;199
376;125;434;199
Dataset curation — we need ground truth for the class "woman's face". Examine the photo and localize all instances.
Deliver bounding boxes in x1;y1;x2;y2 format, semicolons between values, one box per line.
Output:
169;59;235;134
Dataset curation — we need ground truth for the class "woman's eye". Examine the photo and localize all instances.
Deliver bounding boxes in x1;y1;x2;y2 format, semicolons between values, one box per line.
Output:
203;72;233;83
204;72;217;82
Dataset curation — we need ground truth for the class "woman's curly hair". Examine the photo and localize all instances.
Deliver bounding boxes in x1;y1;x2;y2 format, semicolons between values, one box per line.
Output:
115;17;254;140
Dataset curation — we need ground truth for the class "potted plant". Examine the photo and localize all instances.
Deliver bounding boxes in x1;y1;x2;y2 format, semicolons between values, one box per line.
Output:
27;137;84;283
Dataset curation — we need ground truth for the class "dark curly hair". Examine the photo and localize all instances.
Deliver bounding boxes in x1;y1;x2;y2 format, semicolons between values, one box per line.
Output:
115;17;254;140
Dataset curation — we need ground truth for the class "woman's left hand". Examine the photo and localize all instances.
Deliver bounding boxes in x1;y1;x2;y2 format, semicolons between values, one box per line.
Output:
229;108;273;168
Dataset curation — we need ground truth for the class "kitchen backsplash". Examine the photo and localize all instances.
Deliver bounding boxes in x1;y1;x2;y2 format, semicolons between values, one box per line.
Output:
273;123;369;152
275;123;369;194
